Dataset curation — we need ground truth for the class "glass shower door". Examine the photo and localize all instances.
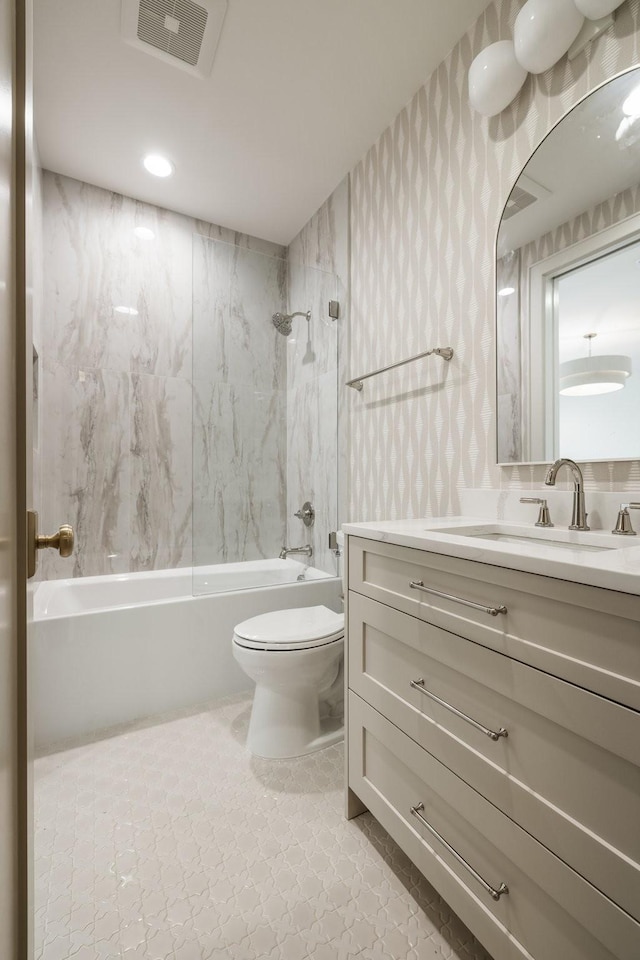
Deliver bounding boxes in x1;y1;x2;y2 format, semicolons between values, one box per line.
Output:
191;234;339;596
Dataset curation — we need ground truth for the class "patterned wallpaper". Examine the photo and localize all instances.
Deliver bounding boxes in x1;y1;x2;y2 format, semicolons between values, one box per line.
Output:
348;0;640;524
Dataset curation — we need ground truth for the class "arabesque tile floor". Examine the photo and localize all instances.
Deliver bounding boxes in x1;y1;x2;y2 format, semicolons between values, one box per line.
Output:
35;694;493;960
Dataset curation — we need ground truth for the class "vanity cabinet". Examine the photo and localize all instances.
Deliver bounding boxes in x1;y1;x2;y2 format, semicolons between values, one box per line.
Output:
345;535;640;960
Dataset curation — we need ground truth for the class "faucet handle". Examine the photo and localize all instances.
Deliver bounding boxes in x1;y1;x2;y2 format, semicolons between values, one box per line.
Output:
520;497;554;528
294;501;315;527
612;503;640;536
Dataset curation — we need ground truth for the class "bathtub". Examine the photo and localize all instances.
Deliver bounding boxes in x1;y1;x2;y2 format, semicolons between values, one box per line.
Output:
32;559;341;750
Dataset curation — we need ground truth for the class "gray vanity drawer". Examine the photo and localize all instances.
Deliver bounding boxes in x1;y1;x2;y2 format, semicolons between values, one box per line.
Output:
348;692;640;960
348;536;640;710
348;591;640;921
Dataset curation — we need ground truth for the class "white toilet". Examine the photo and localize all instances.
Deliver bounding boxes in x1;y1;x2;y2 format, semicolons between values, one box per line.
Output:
232;605;344;759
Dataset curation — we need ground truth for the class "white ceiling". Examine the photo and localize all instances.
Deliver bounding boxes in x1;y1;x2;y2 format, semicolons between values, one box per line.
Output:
34;0;490;245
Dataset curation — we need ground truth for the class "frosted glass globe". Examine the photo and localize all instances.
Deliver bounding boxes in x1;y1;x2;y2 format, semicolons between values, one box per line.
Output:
573;0;625;19
468;41;528;117
514;0;584;74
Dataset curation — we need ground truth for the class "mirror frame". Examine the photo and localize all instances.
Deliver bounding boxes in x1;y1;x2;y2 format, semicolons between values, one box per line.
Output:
495;64;640;468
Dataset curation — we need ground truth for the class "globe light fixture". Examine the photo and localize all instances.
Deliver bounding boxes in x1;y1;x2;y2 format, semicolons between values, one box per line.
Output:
514;0;584;75
468;0;628;117
573;0;626;18
468;41;527;117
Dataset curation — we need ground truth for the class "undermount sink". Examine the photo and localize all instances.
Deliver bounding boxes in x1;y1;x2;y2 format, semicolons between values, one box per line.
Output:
425;523;639;553
463;531;611;553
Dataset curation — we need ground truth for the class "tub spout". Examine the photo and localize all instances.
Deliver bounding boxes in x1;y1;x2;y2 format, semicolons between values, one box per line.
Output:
279;545;313;560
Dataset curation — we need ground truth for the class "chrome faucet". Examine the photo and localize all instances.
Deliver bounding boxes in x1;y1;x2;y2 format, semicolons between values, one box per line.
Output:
279;544;313;560
544;458;589;531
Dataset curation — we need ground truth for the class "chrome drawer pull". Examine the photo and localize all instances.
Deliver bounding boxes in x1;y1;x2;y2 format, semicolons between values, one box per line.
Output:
410;679;508;742
409;579;507;617
410;802;509;902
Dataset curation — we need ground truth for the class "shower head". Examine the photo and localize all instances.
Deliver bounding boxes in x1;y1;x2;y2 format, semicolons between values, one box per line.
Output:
272;310;311;336
272;312;293;336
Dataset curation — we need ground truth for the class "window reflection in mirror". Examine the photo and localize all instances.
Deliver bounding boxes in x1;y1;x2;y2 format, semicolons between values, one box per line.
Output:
496;67;640;465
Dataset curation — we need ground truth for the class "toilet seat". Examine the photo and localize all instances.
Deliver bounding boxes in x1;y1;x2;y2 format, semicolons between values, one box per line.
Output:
233;605;344;651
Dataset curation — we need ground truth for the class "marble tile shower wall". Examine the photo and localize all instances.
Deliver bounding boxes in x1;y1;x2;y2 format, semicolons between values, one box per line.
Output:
38;172;285;579
348;0;640;524
192;237;288;567
286;179;349;574
495;251;521;464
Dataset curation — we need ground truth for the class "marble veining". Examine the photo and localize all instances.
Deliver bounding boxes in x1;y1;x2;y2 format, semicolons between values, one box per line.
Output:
38;173;286;579
192;238;288;391
287;372;338;576
286;179;349;574
38;171;346;581
495;252;521;464
192;378;286;566
192;237;289;568
130;374;193;572
39;360;130;579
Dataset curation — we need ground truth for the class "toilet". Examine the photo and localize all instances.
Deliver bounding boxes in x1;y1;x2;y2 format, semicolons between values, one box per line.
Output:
232;605;344;759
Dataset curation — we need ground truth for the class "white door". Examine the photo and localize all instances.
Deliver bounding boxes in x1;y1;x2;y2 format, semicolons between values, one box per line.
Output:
0;0;26;956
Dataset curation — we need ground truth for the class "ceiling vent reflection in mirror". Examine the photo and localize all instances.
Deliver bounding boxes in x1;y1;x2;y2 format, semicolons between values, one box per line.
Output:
121;0;227;77
502;175;551;221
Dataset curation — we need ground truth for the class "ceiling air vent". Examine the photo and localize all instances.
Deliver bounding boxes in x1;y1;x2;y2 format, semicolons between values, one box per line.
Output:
503;173;552;221
121;0;227;77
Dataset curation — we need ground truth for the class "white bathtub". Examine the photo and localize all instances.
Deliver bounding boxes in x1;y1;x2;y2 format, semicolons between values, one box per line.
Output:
32;560;341;750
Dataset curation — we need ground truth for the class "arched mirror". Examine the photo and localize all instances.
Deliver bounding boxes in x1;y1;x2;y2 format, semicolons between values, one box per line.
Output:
496;67;640;465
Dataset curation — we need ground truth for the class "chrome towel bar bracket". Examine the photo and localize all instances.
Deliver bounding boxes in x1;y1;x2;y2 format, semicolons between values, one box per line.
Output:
410;803;509;902
409;579;507;617
346;346;454;391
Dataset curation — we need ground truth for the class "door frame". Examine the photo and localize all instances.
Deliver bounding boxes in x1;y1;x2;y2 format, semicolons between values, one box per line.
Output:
14;0;32;955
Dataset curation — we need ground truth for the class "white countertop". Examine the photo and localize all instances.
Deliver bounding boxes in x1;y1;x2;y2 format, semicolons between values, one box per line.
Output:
342;516;640;597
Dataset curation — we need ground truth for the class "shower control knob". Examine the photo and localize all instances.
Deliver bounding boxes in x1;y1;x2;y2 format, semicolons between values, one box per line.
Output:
294;502;315;527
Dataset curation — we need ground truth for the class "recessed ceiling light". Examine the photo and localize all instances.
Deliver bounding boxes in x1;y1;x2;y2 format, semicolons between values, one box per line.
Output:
114;305;139;316
143;154;174;178
622;83;640;118
134;226;155;240
497;286;515;297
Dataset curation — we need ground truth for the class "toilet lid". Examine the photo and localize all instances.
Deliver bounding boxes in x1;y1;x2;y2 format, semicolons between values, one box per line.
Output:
233;605;344;650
